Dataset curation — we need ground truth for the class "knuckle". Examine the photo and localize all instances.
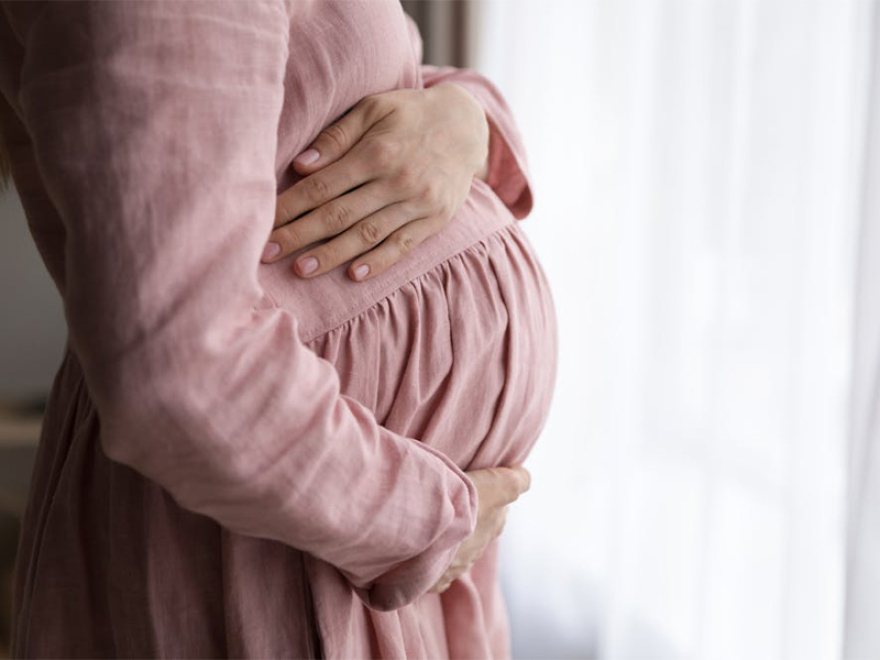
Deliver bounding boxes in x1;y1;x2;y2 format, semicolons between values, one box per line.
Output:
393;167;419;192
394;232;416;255
304;176;333;203
361;94;391;120
359;220;381;246
320;123;348;152
357;94;378;110
275;195;295;224
367;139;399;168
323;204;352;232
421;179;442;205
360;94;382;113
279;225;303;250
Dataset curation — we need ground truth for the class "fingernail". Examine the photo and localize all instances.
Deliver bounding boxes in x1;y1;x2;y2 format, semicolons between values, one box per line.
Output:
297;255;319;275
262;242;281;261
352;263;370;280
294;148;320;166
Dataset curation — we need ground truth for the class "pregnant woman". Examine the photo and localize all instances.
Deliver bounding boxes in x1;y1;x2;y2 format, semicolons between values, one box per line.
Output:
0;1;558;658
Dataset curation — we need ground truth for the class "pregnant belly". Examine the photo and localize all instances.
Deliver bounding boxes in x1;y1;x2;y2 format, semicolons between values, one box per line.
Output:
296;218;559;470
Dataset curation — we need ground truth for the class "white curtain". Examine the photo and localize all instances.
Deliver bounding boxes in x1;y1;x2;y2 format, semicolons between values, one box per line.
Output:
476;1;874;658
845;3;880;659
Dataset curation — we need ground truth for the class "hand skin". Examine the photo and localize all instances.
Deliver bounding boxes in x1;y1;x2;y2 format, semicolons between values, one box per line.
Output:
263;82;491;282
427;465;531;595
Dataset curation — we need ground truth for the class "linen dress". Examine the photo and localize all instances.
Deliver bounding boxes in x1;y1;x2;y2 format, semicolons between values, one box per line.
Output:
0;0;558;658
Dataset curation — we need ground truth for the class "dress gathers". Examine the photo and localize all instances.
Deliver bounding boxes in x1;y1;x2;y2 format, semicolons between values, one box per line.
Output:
0;1;558;658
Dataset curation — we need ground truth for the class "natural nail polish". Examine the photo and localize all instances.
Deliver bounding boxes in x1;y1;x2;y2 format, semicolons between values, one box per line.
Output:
297;256;319;275
352;264;370;280
294;148;320;166
262;242;281;261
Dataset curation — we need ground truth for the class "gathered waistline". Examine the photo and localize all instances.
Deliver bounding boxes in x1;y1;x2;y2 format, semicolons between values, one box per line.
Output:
260;177;519;343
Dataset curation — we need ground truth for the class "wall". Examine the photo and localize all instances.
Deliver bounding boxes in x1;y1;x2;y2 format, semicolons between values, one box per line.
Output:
0;190;66;402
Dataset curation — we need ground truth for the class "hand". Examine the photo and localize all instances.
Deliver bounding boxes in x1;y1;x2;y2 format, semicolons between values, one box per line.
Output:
427;465;531;595
262;82;490;281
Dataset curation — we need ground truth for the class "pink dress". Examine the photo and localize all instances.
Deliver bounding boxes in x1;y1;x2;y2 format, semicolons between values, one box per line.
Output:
0;1;558;657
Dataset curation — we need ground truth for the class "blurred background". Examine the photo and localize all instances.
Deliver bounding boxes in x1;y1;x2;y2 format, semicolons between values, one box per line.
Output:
2;0;880;658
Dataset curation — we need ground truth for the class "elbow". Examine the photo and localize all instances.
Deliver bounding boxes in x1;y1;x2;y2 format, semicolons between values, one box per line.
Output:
86;354;204;468
90;359;251;522
86;340;259;494
89;363;178;466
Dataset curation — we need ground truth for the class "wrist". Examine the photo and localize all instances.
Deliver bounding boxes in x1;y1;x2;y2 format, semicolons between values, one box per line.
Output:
430;82;490;182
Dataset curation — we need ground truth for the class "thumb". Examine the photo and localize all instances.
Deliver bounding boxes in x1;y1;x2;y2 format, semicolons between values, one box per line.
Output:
291;95;387;173
504;465;531;501
485;465;531;506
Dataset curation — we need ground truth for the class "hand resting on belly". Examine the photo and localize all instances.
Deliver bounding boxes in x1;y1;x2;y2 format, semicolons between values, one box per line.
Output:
262;82;491;282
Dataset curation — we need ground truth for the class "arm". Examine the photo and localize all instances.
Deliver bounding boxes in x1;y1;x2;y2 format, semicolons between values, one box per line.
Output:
11;0;476;612
403;11;534;220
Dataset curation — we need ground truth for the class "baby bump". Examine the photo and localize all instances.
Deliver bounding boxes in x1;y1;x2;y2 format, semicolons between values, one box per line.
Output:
303;221;558;470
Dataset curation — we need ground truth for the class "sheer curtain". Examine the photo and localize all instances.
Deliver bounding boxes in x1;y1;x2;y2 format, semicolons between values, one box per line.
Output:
475;1;873;658
845;3;880;658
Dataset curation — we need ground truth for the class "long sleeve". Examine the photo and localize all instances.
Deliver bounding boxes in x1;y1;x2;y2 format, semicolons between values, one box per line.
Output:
403;12;534;220
9;0;477;612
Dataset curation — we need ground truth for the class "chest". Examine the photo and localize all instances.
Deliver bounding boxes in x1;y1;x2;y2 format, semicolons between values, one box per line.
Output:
275;0;419;183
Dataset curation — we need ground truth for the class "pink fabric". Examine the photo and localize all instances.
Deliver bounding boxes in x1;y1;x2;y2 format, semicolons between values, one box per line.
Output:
0;1;557;657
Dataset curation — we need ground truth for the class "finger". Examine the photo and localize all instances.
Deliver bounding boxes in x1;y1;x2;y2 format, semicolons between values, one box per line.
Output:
292;200;416;279
348;215;444;283
275;157;373;229
505;466;531;500
511;465;532;495
266;183;390;263
443;565;470;584
427;574;451;594
291;95;395;174
517;466;532;492
428;581;452;595
431;574;459;594
487;466;531;506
